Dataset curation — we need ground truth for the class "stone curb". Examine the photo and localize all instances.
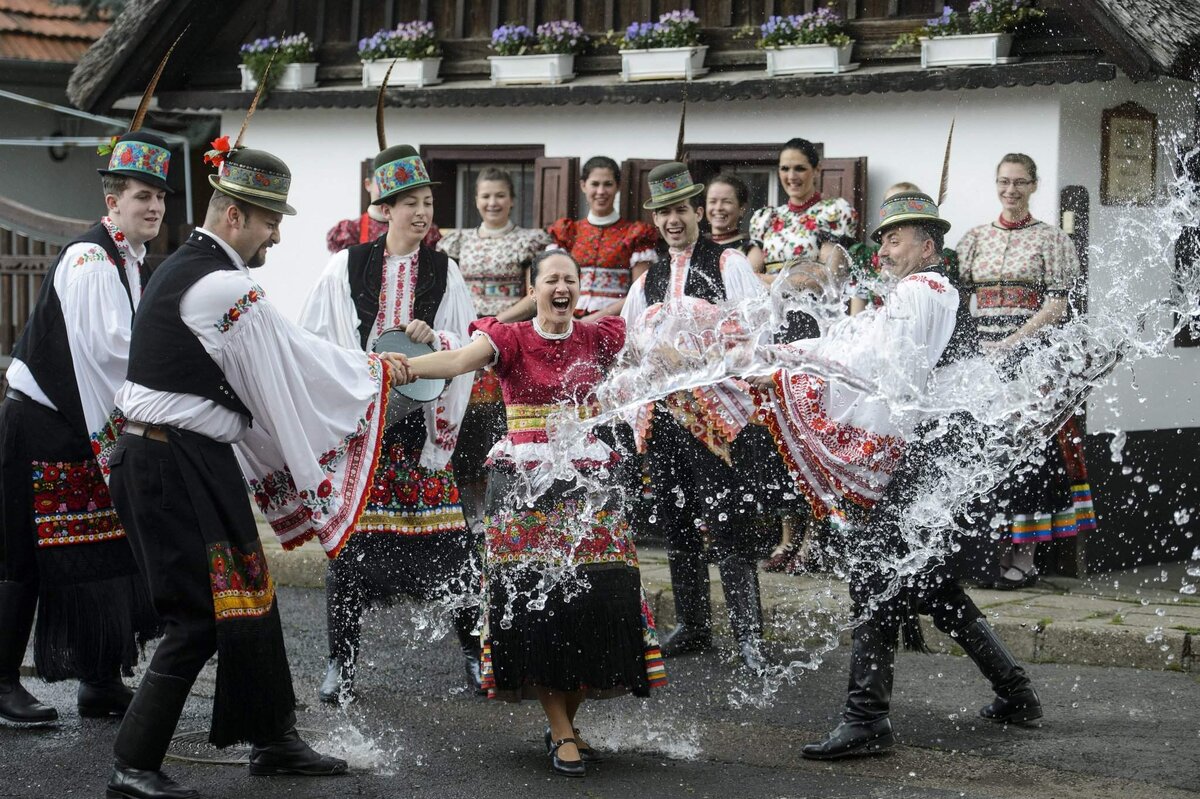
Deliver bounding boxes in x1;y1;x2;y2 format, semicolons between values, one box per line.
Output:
259;532;1197;674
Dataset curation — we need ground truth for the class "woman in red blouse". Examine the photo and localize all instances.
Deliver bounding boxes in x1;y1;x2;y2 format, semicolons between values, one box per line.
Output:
547;156;658;321
401;250;664;779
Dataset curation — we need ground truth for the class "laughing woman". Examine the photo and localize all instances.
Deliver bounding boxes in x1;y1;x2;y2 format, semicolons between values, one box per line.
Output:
401;250;666;779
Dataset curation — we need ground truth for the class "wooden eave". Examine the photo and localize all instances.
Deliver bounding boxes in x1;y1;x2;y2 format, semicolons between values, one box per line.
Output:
152;57;1117;113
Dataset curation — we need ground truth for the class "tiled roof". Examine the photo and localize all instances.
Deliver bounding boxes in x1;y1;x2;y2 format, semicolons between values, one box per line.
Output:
0;0;110;63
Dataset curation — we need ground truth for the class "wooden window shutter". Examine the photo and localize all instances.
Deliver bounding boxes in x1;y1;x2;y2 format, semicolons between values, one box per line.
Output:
359;158;373;214
819;157;869;242
620;159;670;226
532;157;579;228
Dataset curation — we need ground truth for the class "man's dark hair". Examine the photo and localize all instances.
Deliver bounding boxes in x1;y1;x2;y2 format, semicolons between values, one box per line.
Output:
101;174;130;198
207;190;256;223
530;249;580;283
910;223;945;253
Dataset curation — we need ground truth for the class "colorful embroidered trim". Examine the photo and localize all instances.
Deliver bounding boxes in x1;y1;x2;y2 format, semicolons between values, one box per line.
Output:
214;284;265;333
976;285;1042;311
32;460;125;547
217;160;291;200
648;167;695;201
107;140;170;182
208;542;274;621
374;155;431;198
71;247;114;269
504;403;598;432
90;408;127;477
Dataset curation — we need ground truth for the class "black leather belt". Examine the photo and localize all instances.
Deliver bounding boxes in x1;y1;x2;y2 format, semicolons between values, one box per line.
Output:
123;420;171;443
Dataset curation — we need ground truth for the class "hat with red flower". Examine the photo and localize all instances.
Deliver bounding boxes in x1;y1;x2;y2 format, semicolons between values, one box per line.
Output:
208;147;297;216
97;131;174;194
643;161;704;210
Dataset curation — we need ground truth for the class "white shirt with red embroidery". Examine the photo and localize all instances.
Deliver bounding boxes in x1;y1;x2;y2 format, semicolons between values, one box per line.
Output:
116;227;392;556
7;217;145;452
298;245;474;471
755;269;959;517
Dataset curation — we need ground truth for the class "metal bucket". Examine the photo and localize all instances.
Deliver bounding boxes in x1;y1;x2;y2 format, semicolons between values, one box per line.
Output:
372;327;447;426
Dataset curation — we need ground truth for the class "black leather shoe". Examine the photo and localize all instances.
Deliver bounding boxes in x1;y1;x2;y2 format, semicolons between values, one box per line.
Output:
548;737;585;777
249;727;348;776
463;652;486;696
659;624;713;658
801;718;895;760
317;659;355;705
545;726;602;763
79;677;135;718
981;688;1043;724
105;763;199;799
0;678;58;723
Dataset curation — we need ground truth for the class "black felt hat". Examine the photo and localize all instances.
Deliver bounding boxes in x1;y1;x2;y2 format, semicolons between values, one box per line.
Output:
208;148;297;216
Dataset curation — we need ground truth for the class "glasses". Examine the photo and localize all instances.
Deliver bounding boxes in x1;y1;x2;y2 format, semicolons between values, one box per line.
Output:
995;178;1035;189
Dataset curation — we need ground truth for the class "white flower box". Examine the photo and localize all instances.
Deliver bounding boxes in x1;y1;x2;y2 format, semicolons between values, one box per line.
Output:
619;45;708;82
765;43;857;76
239;62;319;91
920;33;1014;68
362;58;442;88
488;53;576;86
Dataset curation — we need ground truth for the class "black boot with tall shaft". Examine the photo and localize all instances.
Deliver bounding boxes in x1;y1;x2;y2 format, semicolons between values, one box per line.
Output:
803;617;898;760
717;556;766;673
0;580;57;724
453;606;486;695
954;618;1042;724
659;551;713;657
106;669;198;799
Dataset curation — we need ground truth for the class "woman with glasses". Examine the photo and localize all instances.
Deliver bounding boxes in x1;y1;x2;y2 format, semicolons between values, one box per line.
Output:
957;153;1096;589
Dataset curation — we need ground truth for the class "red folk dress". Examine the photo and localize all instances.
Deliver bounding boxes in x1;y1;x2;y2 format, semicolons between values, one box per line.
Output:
547;215;658;317
469;316;666;701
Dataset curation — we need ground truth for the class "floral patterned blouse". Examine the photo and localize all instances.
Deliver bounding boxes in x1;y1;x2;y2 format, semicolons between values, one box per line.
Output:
956;219;1080;342
547;216;658;316
438;223;553;317
749;195;858;273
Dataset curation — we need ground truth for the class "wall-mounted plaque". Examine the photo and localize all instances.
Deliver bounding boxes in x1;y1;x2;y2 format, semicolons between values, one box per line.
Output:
1100;102;1158;206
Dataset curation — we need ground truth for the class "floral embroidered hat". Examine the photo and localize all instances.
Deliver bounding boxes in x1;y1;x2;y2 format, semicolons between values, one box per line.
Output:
372;144;438;204
643;161;705;210
207;148;297;216
872;191;951;244
98;131;173;193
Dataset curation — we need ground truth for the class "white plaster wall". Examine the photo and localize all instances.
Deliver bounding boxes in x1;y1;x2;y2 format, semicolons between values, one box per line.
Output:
0;82;111;221
224;85;1063;318
1058;76;1200;433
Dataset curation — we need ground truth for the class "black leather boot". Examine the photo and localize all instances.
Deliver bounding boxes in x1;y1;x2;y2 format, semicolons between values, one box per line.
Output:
107;670;197;799
79;674;135;718
317;658;355;705
248;727;348;776
659;551;713;657
0;580;57;724
717;556;767;673
320;566;361;704
954;618;1042;724
453;607;486;696
802;618;897;760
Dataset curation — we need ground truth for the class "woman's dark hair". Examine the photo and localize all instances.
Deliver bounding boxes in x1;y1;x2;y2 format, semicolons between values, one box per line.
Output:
581;156;621;183
530;249;580;283
996;153;1038;183
476;166;515;197
780;137;820;169
708;172;750;207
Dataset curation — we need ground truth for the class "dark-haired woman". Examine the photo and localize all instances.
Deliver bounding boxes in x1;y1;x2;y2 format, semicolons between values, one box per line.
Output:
439;168;553;528
958;153;1095;589
402;250;665;778
750;139;858;571
548;156;658;320
706;173;766;272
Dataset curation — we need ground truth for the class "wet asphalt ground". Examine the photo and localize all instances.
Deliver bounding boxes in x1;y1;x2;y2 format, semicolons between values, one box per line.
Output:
4;585;1199;799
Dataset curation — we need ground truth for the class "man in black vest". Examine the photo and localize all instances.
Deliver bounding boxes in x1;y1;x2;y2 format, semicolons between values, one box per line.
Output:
104;147;390;799
793;194;1042;760
298;143;480;704
0;131;169;725
621;162;771;672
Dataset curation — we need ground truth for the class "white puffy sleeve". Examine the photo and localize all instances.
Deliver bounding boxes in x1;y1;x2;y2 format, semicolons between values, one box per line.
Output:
420;257;475;471
181;270;390;557
718;248;768;304
297;249;361;350
57;243;137;447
